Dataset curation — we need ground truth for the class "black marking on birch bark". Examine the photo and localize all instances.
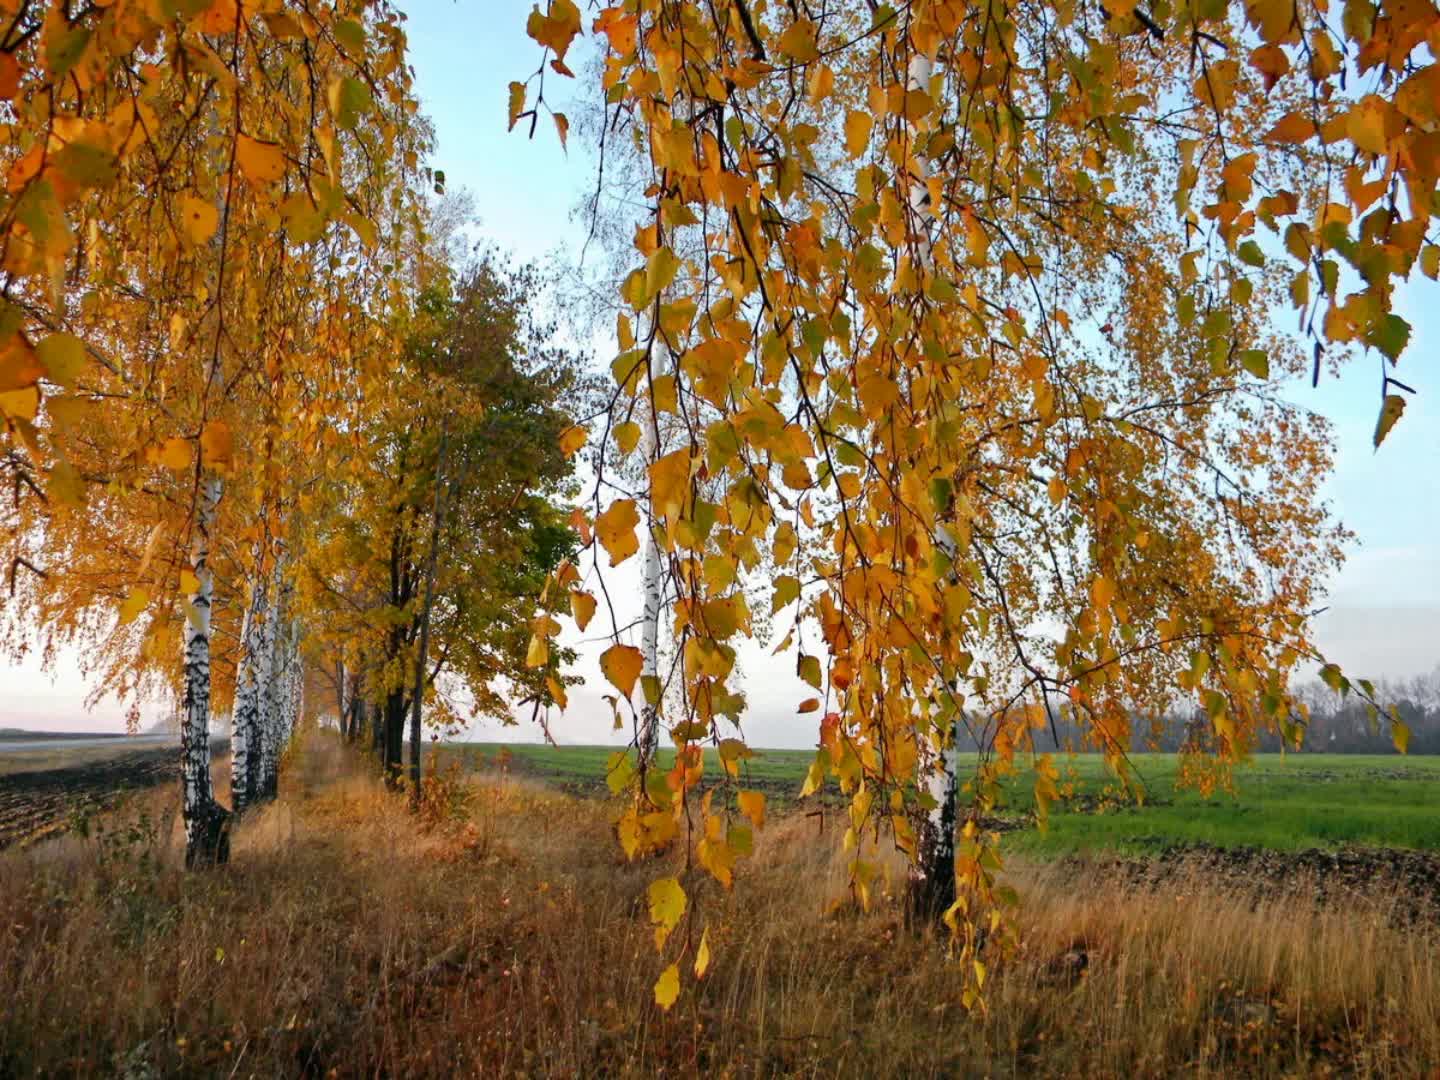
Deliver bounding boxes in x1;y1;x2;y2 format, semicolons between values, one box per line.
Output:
181;475;230;867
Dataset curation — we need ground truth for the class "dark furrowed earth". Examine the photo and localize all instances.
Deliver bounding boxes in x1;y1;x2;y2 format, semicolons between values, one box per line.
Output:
0;742;227;850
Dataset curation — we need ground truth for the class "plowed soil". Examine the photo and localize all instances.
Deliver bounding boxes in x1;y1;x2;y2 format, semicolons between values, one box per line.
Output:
0;748;178;849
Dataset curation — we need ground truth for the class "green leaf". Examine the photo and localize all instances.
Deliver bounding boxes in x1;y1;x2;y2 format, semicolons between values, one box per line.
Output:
605;750;636;794
329;76;373;130
1236;240;1265;267
1367;313;1411;362
46;24;91;80
645;247;680;301
771;574;800;613
1238;349;1270;380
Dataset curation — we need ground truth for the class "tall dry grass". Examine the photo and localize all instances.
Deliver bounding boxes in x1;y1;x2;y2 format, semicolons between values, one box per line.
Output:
1;733;1436;1077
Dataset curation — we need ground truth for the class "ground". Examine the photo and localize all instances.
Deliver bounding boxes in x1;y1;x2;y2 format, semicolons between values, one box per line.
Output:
1;734;1437;1076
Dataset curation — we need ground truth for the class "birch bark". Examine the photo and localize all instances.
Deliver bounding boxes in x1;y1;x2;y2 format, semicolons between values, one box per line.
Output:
181;474;230;866
230;546;269;815
903;46;959;920
637;397;663;767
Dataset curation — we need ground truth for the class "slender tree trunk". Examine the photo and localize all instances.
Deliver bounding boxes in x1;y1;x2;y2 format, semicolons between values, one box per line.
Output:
181;474;230;867
230;548;269;816
334;659;347;738
384;688;406;786
638;362;664;767
343;667;360;741
287;624;303;739
409;429;450;807
256;552;287;803
901;46;958;921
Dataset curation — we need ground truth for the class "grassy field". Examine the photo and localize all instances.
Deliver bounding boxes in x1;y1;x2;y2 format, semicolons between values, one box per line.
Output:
2;734;1438;1076
441;743;1440;856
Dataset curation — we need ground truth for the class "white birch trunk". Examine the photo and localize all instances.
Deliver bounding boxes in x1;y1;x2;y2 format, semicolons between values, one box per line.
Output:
285;617;303;741
256;550;286;802
638;396;664;766
905;48;959;918
181;474;230;866
230;549;269;815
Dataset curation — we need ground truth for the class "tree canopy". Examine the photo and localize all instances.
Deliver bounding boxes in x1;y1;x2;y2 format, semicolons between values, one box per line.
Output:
518;0;1435;1007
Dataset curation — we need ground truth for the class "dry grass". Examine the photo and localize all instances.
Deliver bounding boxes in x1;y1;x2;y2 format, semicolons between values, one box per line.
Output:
1;733;1436;1078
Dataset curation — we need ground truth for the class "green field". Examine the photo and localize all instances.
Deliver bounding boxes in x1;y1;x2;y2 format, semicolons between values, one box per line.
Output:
443;743;1440;856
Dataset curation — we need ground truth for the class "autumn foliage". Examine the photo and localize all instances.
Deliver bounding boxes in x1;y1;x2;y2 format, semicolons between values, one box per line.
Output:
517;0;1434;1006
0;0;1433;1035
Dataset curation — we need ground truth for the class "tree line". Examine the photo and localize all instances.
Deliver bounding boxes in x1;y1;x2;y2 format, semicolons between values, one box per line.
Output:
0;0;587;866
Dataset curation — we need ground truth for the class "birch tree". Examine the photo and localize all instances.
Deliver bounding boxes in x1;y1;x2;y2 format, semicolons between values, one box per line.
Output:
521;0;1432;1009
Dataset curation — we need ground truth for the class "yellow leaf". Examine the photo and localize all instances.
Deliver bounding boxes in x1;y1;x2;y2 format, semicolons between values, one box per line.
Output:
653;963;680;1010
118;588;149;625
694;927;712;978
200;421;233;471
594;7;637;55
0;386;40;421
526;632;549;668
649;448;691;520
1266;111;1314;144
198;0;239;35
570;589;597;631
1091;575;1116;611
845;111;872;159
778;18;819;62
507;81;526;131
807;63;833;104
35;333;85;388
559;424;587;457
47;459;85;506
526;0;582;67
737;789;766;829
614;420;641;454
1194;59;1238;112
553;111;569;151
178;194;218;245
0;52;18;101
546;675;568;709
595;498;640;565
601;643;643;697
179;570;200;594
235;134;286;183
647;875;687;938
1373;394;1406;448
159;437;192;472
797;697;820;713
645;246;680;300
1346;96;1392;155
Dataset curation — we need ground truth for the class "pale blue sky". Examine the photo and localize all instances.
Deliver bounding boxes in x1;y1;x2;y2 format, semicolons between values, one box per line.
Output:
2;0;1435;742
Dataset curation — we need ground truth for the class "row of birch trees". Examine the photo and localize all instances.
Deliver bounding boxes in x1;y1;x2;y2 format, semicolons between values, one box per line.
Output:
0;0;584;865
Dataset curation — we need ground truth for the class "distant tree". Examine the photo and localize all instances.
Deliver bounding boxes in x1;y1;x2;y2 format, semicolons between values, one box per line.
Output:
295;254;594;797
